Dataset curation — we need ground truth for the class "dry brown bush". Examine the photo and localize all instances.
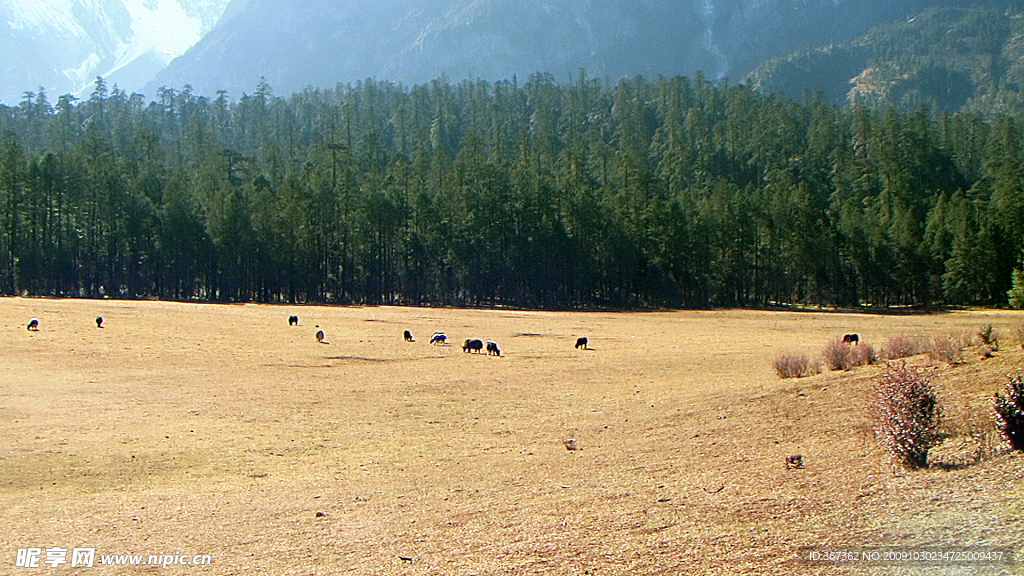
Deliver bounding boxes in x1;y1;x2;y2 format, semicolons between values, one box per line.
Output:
927;334;967;365
773;353;821;378
821;337;854;371
1014;321;1024;349
880;335;926;360
977;324;1000;350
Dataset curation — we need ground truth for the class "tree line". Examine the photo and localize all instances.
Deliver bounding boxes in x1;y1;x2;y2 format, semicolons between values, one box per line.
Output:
0;73;1020;309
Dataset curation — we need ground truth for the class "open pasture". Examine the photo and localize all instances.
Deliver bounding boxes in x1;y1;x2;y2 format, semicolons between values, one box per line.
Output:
0;298;1021;574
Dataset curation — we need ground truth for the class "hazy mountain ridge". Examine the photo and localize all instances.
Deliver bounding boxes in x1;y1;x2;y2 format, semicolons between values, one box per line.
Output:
147;0;973;99
747;4;1024;113
5;0;1021;111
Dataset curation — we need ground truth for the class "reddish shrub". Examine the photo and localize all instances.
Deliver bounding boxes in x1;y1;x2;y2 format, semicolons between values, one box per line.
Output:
871;362;942;469
850;342;878;367
994;374;1024;451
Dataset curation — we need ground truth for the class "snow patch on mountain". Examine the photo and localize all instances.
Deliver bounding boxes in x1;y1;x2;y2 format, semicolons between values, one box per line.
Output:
5;0;86;36
0;0;229;102
107;0;204;75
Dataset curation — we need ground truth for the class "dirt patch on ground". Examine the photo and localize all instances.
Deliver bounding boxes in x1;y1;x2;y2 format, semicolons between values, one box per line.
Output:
0;298;1020;574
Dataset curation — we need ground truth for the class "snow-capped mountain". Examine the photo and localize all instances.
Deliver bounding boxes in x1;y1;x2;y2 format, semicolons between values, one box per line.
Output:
0;0;230;104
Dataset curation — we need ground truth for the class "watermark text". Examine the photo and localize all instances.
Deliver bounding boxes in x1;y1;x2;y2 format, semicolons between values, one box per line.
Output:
800;546;1014;566
16;548;212;569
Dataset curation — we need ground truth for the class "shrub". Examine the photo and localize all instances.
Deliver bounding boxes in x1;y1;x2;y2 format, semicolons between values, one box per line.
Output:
1015;321;1024;350
773;353;820;379
880;335;925;360
926;334;967;365
977;325;1000;350
821;337;854;371
993;374;1024;451
871;362;942;469
850;342;878;367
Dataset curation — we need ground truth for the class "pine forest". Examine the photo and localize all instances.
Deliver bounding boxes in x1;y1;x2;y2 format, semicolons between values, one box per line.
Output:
1;73;1021;309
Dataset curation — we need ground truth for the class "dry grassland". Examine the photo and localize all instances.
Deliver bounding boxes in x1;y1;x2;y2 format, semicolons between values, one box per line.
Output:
0;298;1022;575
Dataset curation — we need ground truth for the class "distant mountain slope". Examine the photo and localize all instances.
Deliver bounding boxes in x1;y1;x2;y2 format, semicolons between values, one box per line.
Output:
0;0;229;104
146;0;455;98
747;5;1024;114
147;0;981;98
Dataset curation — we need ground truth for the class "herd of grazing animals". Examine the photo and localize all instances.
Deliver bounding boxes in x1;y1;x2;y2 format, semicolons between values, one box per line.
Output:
21;308;868;476
20;311;598;359
284;314;595;357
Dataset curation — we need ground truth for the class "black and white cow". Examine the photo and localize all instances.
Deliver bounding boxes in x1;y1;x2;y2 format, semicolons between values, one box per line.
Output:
486;340;501;356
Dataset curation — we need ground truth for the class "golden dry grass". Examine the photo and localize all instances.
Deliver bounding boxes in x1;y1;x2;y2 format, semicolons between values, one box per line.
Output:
1;298;1022;575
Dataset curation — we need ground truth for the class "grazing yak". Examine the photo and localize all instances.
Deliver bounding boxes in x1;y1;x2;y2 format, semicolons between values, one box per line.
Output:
486;340;501;356
575;337;588;350
430;332;447;345
463;338;484;353
27;317;39;331
404;330;415;342
289;315;299;326
842;333;860;345
316;329;326;344
95;316;104;328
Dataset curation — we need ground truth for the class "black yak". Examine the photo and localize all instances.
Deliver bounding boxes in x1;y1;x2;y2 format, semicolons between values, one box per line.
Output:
463;338;484;353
